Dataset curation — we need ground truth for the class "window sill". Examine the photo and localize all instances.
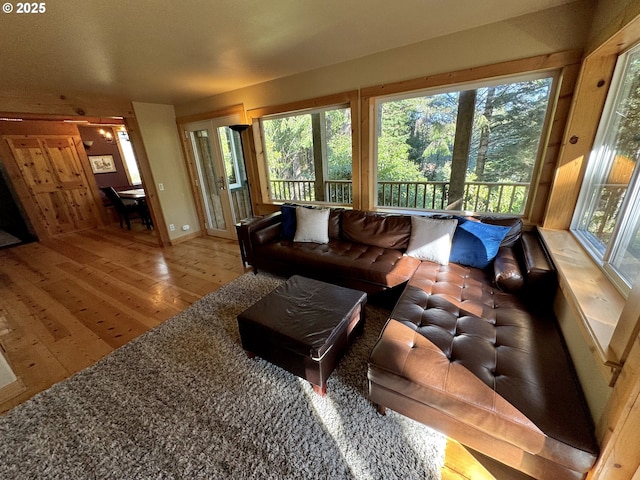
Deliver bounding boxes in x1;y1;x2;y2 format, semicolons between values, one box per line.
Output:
539;228;624;378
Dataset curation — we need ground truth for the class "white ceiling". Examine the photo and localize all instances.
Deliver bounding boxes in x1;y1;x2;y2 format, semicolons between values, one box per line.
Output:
1;0;577;105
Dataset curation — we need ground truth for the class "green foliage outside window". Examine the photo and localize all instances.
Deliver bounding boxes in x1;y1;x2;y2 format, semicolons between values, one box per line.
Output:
376;77;553;213
260;76;553;212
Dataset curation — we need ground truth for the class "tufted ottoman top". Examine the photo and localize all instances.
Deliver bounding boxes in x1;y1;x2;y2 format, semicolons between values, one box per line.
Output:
369;261;598;476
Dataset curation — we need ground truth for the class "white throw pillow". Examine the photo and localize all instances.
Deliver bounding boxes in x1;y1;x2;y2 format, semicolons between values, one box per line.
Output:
406;216;458;265
293;207;330;244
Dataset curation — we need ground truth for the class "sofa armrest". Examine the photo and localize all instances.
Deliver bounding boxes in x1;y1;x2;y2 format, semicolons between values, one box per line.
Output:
520;230;557;307
246;211;282;233
252;223;282;246
494;246;525;292
237;212;282;267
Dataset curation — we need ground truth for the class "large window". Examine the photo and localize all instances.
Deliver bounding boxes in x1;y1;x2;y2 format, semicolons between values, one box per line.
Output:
374;75;554;214
573;44;640;295
261;105;353;204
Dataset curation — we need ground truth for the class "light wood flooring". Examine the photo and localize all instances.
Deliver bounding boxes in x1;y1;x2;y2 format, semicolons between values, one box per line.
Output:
0;225;244;413
0;224;530;480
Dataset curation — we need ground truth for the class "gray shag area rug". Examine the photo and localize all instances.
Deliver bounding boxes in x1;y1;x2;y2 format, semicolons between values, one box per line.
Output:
0;273;445;479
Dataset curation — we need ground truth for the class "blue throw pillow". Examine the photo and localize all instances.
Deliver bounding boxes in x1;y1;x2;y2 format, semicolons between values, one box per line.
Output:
280;204;297;239
449;219;511;269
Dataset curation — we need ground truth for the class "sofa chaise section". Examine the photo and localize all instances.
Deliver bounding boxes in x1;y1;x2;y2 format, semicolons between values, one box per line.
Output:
368;260;599;480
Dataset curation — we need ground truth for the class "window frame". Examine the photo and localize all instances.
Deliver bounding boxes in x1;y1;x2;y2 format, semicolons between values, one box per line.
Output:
370;71;559;216
260;105;351;204
360;51;580;218
571;42;640;298
246;90;360;209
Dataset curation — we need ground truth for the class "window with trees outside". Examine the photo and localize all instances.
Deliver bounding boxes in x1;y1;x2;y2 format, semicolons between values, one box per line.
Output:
261;105;352;204
572;43;640;296
374;74;554;214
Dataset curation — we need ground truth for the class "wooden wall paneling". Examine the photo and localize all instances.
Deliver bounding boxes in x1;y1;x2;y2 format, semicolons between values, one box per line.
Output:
359;95;374;211
349;93;362;211
0;92;134;119
527;62;581;225
610;271;640;372
543;8;640;228
71;135;110;227
542;53;617;229
591;335;640;480
252;120;273;210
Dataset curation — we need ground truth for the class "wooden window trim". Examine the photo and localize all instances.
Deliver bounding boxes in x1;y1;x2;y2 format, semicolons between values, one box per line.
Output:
540;13;640;383
246;91;360;211
360;50;582;214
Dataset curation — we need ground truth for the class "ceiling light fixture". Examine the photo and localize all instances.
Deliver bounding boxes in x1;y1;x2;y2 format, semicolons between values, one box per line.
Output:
99;128;114;144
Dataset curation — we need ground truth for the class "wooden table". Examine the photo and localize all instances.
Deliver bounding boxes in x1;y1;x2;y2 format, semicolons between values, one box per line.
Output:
117;188;146;200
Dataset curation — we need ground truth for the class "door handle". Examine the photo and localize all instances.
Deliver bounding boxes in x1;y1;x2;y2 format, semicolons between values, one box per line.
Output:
217;176;226;191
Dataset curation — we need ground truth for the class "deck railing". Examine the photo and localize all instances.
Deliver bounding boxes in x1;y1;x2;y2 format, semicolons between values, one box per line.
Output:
270;179;529;214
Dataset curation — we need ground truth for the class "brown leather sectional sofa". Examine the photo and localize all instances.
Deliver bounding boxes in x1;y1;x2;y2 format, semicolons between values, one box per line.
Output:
242;206;598;479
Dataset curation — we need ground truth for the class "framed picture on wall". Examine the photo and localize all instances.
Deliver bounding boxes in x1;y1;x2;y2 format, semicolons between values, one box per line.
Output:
88;155;117;174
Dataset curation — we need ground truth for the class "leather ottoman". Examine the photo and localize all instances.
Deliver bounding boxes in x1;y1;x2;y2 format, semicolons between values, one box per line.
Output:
237;275;367;395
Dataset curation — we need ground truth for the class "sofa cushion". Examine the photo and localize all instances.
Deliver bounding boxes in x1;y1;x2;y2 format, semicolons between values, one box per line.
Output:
255;239;421;289
281;204;298;239
406;216;458;264
450;219;511;269
475;215;523;248
293;206;330;244
281;204;342;240
342;210;411;250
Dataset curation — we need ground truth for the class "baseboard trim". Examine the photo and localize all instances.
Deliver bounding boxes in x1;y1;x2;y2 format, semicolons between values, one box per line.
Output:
169;231;202;245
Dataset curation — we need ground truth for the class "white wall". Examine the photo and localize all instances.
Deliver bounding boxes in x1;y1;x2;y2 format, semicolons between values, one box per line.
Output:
175;2;592;117
132;102;200;241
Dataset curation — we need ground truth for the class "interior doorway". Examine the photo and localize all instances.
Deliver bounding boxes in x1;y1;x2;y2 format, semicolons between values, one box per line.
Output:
185;116;253;240
0;116;165;247
0;161;36;249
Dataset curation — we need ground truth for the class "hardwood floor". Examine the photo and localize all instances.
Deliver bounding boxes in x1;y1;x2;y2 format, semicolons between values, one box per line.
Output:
0;225;245;414
0;225;530;479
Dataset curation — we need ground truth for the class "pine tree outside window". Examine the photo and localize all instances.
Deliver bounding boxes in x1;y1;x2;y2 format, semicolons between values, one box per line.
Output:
261;106;353;204
374;74;555;215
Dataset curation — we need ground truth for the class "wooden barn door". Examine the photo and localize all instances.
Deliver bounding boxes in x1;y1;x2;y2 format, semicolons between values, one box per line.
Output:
0;122;106;239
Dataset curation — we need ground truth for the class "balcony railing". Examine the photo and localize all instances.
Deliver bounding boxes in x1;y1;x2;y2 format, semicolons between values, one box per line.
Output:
270;179;529;214
270;179;353;204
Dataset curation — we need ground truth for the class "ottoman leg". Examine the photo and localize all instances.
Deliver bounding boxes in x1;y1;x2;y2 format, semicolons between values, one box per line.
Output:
312;382;327;396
